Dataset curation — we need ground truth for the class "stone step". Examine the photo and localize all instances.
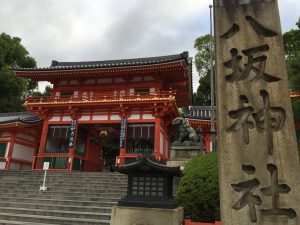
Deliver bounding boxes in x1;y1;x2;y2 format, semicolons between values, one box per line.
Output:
0;178;127;186
0;188;127;195
0;190;125;198
0;180;127;188
0;172;125;224
0;201;112;213
0;175;127;180
0;212;110;225
0;197;118;207
0;193;121;202
0;207;111;220
0;219;57;225
0;172;126;178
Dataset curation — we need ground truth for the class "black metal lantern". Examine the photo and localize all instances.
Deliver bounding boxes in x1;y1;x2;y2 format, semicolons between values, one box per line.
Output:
113;156;183;209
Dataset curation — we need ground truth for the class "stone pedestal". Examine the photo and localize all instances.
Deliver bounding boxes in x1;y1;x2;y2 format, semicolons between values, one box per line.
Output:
110;206;184;225
167;146;202;167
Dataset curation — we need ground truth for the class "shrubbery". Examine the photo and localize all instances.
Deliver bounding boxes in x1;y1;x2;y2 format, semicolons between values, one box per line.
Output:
177;153;220;222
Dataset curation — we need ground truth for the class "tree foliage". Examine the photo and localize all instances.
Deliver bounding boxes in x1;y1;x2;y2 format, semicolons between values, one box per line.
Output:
194;35;211;78
283;18;300;124
283;18;300;92
193;72;211;106
283;18;300;61
0;33;37;112
177;153;220;222
193;35;213;106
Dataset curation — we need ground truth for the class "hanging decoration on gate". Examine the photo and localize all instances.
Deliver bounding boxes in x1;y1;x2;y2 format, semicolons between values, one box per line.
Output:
69;119;77;148
120;118;127;148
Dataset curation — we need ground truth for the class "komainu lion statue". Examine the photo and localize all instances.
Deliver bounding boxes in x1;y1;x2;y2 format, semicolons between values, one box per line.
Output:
171;117;204;147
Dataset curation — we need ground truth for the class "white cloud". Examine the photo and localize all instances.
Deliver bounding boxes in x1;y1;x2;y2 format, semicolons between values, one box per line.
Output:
0;0;299;92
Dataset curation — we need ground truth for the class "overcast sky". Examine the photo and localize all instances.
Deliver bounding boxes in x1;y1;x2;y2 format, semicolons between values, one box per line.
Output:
1;0;299;92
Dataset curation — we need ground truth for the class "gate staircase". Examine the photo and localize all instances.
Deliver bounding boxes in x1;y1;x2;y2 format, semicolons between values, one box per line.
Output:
0;171;127;225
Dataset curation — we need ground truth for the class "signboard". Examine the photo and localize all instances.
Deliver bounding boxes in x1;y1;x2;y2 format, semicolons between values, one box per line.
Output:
120;118;127;148
43;162;50;170
69;119;77;148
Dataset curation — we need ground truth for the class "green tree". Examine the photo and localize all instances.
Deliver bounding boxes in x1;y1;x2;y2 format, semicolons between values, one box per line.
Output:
0;33;37;112
283;18;300;61
193;35;213;106
177;153;219;222
283;18;300;92
283;18;300;153
193;72;211;106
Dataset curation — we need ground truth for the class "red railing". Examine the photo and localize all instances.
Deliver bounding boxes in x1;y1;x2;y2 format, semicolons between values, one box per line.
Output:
10;158;32;170
25;91;176;106
32;154;86;172
32;155;70;171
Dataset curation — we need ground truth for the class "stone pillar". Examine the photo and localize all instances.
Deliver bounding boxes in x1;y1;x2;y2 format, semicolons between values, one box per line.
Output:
214;1;300;224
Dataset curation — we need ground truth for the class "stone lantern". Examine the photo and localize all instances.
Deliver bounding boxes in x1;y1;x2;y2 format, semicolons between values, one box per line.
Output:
111;156;184;225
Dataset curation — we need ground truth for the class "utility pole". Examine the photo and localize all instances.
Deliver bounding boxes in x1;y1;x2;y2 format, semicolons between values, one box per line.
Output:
209;4;215;152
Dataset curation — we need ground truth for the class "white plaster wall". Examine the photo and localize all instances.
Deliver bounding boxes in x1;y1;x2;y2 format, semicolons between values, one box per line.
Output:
143;114;154;119
160;131;164;155
150;87;155;94
129;89;134;95
12;143;35;162
62;116;71;121
128;114;140;120
111;115;121;120
93;115;108;120
49;116;60;122
79;115;90;121
0;162;6;169
120;90;125;96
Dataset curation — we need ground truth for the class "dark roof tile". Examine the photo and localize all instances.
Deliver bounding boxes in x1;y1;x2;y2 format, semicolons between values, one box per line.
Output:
0;112;41;125
13;52;190;72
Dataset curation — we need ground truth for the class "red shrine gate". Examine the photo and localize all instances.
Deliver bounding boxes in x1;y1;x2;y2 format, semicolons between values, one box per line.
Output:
12;53;193;171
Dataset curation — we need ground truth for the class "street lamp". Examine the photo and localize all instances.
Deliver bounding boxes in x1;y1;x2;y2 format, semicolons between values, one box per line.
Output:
209;4;216;152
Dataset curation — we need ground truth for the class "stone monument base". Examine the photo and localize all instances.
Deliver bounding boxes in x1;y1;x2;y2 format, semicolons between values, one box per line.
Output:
110;206;184;225
167;146;202;167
